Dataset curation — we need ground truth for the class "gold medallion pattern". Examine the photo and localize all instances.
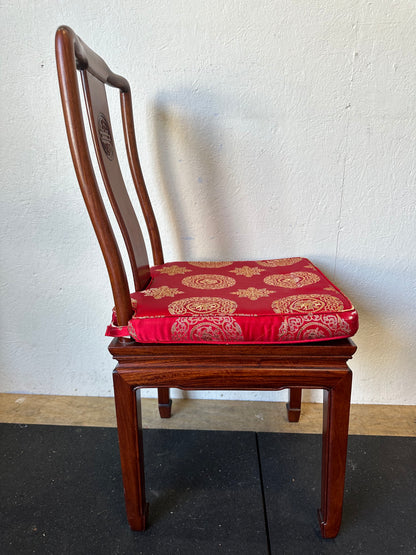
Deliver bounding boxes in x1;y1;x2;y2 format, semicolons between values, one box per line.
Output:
230;266;265;277
272;294;345;314
264;272;320;289
188;261;232;268
232;287;274;301
278;314;351;341
109;257;357;345
257;258;303;267
182;274;236;289
143;286;183;299
168;297;237;315
171;316;243;342
156;265;192;276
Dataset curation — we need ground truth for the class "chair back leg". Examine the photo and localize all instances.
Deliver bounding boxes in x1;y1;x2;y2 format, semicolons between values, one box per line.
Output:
158;387;172;418
287;388;302;422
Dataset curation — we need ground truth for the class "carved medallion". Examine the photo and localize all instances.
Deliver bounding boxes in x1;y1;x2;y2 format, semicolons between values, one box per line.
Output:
97;113;114;161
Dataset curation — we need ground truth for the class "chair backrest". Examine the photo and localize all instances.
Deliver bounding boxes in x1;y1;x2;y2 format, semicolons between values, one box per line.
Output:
55;25;163;326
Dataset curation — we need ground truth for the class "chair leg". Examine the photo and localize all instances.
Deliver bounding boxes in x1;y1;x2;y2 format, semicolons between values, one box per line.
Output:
113;370;148;530
318;370;352;538
286;388;302;422
158;386;172;418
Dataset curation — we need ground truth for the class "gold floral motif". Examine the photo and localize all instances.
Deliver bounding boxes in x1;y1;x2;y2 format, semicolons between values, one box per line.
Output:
278;314;351;341
231;287;274;301
257;258;303;267
142;286;184;299
264;272;320;289
182;274;236;289
272;294;345;314
171;316;243;342
230;266;265;277
127;321;138;341
156;265;192;275
168;297;237;315
188;261;232;268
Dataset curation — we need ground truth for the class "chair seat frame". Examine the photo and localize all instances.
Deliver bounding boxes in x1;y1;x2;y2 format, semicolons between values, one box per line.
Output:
110;338;355;538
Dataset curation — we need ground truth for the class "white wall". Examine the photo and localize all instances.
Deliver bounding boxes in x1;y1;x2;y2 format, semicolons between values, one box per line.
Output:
1;1;415;404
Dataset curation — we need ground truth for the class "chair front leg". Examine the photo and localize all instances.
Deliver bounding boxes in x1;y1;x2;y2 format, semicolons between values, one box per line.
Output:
319;370;352;538
286;388;302;422
158;387;172;418
113;370;148;530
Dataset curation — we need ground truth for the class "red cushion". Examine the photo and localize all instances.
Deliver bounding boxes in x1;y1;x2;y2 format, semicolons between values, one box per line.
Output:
106;258;358;344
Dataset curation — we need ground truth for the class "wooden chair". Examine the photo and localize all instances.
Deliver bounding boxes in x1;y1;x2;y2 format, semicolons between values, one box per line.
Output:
55;26;358;538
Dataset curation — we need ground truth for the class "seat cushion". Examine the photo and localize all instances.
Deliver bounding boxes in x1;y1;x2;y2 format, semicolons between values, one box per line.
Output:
106;258;358;344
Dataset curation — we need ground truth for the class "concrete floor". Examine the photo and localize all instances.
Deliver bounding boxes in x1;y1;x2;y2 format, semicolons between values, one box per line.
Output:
1;393;415;436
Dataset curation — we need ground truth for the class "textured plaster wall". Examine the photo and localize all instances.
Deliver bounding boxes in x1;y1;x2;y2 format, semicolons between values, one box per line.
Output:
1;1;415;404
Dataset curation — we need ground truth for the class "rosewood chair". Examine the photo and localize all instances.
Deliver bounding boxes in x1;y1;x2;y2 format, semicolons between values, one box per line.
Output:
55;26;358;538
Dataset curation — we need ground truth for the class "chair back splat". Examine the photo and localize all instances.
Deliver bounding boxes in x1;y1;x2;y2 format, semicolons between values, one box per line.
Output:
55;25;358;539
55;25;162;325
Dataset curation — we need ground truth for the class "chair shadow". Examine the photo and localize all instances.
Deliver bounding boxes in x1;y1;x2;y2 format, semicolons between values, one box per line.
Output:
151;90;238;261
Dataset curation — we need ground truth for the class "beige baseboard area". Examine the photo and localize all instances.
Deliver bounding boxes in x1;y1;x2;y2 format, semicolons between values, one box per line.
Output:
0;393;415;437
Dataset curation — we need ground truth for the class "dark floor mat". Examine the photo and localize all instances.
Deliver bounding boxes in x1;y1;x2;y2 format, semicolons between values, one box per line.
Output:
0;424;267;554
1;424;415;554
258;433;416;554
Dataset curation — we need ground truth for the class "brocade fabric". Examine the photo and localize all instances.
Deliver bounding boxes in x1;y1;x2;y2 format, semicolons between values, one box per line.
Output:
106;258;358;344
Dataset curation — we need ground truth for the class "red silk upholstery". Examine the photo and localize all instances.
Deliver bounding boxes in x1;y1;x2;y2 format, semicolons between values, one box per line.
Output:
106;257;358;344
